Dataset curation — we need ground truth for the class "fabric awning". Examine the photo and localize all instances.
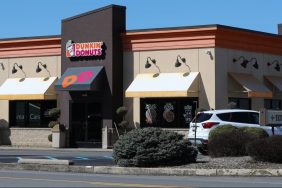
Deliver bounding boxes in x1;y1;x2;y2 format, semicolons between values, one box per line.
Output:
0;77;57;100
55;66;104;91
229;72;272;98
265;76;282;92
125;72;199;98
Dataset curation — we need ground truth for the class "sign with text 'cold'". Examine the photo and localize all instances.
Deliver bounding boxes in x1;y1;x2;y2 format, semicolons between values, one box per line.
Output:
66;40;103;58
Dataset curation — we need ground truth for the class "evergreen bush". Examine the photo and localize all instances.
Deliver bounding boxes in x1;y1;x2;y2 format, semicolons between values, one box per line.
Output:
247;136;282;163
113;127;198;167
208;125;268;157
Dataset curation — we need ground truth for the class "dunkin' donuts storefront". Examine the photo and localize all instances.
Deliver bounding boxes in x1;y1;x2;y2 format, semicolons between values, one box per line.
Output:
55;5;125;148
1;4;282;148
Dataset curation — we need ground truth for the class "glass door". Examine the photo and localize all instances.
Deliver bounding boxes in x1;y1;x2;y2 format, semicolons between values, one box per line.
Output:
71;102;102;148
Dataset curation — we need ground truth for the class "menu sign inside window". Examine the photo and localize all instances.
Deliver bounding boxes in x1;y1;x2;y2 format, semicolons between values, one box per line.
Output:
66;40;103;58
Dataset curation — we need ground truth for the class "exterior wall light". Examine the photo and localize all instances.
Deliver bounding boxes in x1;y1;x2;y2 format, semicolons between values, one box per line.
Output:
36;61;51;77
233;56;259;69
145;57;160;77
175;55;191;76
267;60;281;72
12;63;26;77
0;63;4;70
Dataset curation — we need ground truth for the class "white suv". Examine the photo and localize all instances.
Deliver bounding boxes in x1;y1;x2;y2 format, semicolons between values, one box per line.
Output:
188;109;282;154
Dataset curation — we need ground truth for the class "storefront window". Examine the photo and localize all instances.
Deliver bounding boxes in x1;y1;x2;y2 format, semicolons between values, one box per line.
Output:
264;99;281;110
228;98;251;110
140;98;198;128
10;100;57;128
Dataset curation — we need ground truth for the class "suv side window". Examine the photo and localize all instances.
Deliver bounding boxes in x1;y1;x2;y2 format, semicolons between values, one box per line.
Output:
216;113;231;121
248;112;259;124
192;113;212;123
230;112;249;123
217;112;259;124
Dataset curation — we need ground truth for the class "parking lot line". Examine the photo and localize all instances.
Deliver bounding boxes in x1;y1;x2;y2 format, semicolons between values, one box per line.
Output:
45;156;57;160
74;157;89;160
103;156;113;160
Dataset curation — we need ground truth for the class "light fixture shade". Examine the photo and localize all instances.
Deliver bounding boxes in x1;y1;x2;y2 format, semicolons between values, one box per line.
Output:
240;60;249;68
253;62;259;69
12;66;17;74
175;60;181;67
145;61;151;69
275;64;280;72
36;65;42;73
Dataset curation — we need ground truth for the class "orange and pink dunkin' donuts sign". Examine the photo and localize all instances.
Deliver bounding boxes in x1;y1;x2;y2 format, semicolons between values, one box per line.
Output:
66;40;103;57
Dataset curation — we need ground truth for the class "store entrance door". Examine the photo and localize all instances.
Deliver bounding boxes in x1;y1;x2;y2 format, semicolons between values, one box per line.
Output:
71;102;102;148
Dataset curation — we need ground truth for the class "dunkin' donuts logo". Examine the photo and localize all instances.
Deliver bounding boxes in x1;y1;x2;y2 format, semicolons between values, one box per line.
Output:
66;40;103;58
62;71;93;88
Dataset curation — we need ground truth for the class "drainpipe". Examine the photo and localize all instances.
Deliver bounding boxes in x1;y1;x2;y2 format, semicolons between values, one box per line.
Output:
278;24;282;35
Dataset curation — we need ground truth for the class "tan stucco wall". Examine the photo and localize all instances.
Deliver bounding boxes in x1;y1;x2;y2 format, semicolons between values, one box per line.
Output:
215;47;282;110
123;48;215;128
0;55;61;147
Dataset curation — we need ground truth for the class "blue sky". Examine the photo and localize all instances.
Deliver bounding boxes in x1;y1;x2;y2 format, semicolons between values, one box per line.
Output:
0;0;281;39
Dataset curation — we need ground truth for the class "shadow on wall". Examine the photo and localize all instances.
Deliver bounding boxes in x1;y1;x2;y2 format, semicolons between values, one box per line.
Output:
199;74;210;110
0;119;11;145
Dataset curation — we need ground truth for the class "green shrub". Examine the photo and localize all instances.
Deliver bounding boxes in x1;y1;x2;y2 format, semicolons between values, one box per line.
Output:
208;125;268;157
208;124;237;141
239;127;269;139
113;127;198;167
247;136;282;163
48;108;60;119
116;107;128;117
48;134;52;142
48;121;59;128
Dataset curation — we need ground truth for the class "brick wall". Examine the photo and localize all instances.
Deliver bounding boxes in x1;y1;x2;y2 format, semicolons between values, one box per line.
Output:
0;128;52;147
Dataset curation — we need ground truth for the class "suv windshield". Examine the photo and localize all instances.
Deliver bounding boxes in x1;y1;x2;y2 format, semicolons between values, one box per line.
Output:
192;113;212;123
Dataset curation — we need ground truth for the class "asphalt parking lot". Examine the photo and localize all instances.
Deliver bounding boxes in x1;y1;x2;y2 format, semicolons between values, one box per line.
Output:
0;149;114;166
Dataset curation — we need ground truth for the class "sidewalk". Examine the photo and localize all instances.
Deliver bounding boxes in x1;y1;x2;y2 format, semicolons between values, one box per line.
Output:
0;146;112;152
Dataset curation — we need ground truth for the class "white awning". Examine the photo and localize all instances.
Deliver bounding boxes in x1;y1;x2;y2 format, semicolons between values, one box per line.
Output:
229;72;272;98
265;76;282;92
125;72;199;98
0;77;57;100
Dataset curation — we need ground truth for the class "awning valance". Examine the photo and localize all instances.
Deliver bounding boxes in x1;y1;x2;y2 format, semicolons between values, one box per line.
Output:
125;72;199;98
0;77;57;100
55;66;104;91
265;76;282;92
229;72;272;98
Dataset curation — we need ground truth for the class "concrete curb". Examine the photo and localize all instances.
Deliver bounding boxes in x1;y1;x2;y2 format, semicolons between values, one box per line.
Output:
93;166;282;176
18;159;73;165
0;163;282;176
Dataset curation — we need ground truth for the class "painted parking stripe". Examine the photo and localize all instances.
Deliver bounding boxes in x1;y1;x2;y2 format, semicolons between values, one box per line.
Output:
45;156;57;160
75;157;89;160
103;156;113;160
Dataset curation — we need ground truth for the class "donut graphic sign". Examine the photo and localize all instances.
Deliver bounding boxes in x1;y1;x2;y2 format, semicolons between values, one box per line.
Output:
66;40;103;58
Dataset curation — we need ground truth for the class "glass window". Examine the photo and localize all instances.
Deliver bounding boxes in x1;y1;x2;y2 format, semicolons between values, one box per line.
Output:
229;112;249;123
264;99;281;110
193;113;212;123
228;98;251;110
248;112;259;124
10;100;57;128
140;98;198;128
217;113;231;122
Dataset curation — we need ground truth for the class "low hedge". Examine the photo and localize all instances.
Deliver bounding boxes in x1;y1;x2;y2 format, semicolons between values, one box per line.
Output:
113;127;198;167
247;136;282;163
208;125;268;157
